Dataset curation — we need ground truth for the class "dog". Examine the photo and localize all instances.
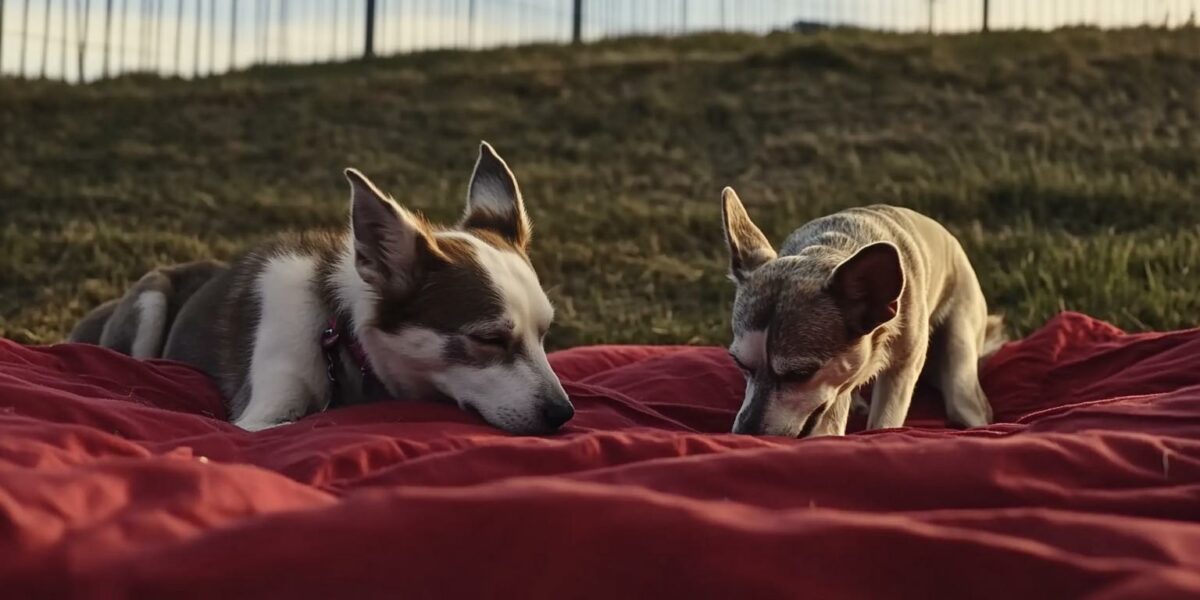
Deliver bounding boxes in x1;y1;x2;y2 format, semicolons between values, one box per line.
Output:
70;260;229;358
70;142;574;435
719;187;1005;438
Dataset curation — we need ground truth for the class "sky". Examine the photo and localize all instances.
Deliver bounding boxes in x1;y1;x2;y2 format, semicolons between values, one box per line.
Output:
1;0;1196;82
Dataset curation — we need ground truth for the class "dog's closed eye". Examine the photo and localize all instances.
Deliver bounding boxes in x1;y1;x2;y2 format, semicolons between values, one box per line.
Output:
778;368;817;384
468;332;511;349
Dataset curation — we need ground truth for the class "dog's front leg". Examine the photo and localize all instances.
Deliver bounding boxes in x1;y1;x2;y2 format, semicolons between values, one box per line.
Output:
233;376;322;431
867;342;928;430
233;324;329;431
808;393;852;437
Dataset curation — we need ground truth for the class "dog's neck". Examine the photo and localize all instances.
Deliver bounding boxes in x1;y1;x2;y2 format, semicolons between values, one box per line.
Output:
315;235;379;404
324;234;377;338
321;233;431;401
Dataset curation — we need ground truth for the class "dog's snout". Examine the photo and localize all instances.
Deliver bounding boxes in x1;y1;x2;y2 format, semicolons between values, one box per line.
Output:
540;399;575;430
732;398;767;436
731;416;761;436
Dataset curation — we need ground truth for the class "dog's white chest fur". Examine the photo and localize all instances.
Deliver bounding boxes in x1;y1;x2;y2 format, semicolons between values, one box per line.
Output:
236;254;329;430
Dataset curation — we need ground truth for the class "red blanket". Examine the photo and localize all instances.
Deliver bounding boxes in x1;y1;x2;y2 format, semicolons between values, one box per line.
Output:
2;312;1199;599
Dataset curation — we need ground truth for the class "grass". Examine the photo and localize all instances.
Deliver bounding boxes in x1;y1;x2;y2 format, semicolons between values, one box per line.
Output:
1;27;1198;350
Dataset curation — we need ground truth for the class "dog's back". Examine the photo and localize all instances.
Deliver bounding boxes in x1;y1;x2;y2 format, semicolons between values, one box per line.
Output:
68;299;118;345
779;206;966;316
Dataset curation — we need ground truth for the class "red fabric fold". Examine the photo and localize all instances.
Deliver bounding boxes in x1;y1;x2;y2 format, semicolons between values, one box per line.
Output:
2;312;1199;598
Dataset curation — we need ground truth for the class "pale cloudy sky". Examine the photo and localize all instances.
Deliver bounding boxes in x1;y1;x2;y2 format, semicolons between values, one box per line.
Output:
1;0;1196;82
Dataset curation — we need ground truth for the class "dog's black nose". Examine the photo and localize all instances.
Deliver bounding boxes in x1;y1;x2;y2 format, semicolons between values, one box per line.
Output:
541;400;575;430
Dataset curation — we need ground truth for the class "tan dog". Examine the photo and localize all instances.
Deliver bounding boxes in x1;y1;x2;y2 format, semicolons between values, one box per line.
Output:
721;188;1004;437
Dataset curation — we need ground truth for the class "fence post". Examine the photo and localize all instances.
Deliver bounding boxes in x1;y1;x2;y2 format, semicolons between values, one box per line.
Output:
40;0;52;78
19;0;28;78
192;0;199;76
0;0;4;75
278;0;285;61
151;0;160;71
572;0;583;43
103;0;112;77
173;0;181;72
468;0;476;47
61;0;69;76
229;0;236;69
260;0;268;63
207;0;214;73
136;0;144;68
76;0;89;83
119;0;127;70
982;0;989;32
365;0;375;57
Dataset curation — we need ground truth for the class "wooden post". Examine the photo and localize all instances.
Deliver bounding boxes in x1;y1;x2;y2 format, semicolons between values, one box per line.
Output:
572;0;582;43
982;0;989;32
680;0;687;33
364;0;375;57
928;0;934;33
0;0;5;75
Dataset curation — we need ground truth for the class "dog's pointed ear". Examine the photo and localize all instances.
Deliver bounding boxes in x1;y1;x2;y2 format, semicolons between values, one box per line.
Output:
461;141;531;249
829;242;905;337
345;168;439;292
721;187;777;282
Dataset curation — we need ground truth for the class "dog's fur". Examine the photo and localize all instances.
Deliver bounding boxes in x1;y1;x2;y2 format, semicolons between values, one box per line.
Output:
720;187;1004;438
71;142;574;435
70;260;228;358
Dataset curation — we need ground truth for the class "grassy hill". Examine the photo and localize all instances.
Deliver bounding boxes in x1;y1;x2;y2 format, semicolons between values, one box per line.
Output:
1;28;1198;349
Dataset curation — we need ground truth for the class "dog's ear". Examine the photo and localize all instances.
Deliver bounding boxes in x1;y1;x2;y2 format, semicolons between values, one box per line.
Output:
721;187;777;282
829;242;905;337
461;141;531;249
345;168;440;293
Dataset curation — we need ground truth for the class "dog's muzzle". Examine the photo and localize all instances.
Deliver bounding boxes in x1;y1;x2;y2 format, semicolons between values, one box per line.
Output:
535;385;575;432
733;399;827;438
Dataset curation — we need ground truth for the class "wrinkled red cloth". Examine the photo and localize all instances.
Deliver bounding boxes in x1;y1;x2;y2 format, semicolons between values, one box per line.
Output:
1;312;1199;599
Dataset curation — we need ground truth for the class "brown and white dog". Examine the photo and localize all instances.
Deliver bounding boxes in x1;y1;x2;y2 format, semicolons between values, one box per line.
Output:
71;142;574;434
720;187;1004;438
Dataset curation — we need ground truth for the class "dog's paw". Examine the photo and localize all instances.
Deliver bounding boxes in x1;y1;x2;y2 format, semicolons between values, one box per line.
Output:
234;418;291;432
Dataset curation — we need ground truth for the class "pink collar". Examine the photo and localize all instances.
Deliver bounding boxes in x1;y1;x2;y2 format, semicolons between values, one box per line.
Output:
321;317;371;377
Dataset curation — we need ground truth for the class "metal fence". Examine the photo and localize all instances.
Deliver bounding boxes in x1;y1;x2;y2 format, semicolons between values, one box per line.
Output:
1;1;1196;83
